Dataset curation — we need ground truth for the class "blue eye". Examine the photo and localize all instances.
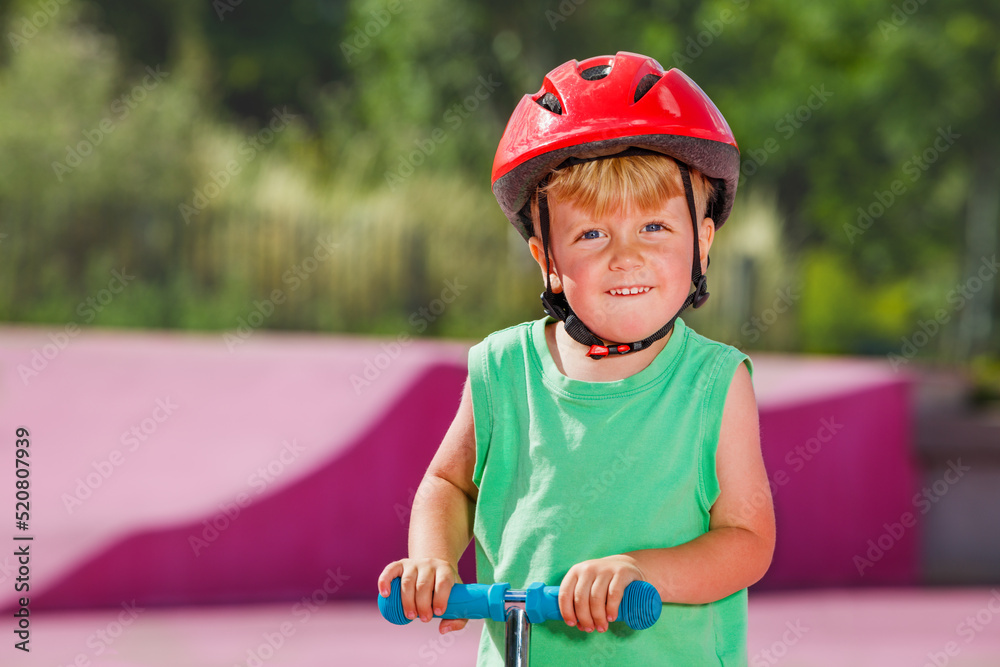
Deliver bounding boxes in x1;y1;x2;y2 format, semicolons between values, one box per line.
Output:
643;223;665;233
581;230;601;240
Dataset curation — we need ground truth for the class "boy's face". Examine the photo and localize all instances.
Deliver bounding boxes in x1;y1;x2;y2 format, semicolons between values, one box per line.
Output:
529;193;714;344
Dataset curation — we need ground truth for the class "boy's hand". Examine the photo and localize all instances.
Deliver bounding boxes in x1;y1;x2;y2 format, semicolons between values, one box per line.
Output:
558;555;645;633
378;558;467;634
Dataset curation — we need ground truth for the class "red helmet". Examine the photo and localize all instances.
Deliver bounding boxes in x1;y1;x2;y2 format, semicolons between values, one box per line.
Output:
492;51;740;240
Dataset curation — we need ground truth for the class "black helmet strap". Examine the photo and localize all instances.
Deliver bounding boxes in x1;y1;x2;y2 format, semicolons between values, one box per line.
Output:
538;159;710;360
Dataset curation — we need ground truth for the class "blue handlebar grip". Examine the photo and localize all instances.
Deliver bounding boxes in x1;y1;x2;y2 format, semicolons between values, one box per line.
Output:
618;581;662;630
525;580;660;629
525;582;562;623
438;583;492;620
378;578;410;625
378;578;493;625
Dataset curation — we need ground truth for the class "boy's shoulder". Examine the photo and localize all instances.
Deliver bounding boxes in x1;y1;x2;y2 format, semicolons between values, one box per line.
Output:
681;320;740;353
483;318;539;339
471;318;541;353
679;319;753;376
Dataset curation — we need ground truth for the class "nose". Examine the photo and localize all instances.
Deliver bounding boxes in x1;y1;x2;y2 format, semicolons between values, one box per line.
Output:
608;235;643;271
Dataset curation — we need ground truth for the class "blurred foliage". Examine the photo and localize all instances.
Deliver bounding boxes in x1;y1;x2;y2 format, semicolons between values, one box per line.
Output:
0;0;997;363
968;354;1000;407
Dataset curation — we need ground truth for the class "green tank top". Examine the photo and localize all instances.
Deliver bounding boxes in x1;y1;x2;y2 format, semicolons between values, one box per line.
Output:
468;316;753;666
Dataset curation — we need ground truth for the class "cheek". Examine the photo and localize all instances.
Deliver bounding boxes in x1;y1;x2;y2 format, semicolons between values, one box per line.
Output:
551;247;582;278
650;247;690;275
559;256;601;293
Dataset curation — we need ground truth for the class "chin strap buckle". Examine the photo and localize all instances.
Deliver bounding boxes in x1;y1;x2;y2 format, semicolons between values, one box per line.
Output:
692;275;710;309
588;343;640;359
587;345;609;359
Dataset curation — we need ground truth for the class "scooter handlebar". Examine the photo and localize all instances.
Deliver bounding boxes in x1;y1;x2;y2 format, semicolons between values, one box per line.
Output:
378;577;661;630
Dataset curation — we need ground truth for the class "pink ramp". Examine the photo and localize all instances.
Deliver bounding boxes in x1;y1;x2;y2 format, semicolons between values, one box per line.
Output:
32;364;474;607
0;326;472;610
749;354;919;589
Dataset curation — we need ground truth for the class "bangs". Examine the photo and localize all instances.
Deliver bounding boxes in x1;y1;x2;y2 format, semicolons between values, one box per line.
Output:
530;153;715;235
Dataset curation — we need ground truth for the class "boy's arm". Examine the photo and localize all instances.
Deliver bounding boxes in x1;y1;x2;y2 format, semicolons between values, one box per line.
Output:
558;362;775;632
627;361;774;602
378;376;478;632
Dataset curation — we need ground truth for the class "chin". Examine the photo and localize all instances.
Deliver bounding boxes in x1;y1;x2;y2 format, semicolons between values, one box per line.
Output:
579;314;662;344
599;326;660;344
578;302;686;344
563;289;686;343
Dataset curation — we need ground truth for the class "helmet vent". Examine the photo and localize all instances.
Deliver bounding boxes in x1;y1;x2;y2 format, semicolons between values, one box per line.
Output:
580;65;611;81
633;73;661;103
536;92;563;115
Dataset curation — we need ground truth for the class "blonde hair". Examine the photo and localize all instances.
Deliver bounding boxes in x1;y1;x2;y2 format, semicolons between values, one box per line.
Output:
529;153;715;236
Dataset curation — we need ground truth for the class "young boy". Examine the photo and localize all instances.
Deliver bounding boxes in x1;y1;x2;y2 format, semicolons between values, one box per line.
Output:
379;51;775;665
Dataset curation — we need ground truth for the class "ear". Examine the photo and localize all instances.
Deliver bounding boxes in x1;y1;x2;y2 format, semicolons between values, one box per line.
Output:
527;236;563;293
698;217;715;275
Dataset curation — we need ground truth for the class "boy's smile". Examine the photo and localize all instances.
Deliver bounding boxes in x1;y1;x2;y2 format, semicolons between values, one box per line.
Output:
608;286;652;296
530;193;714;347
